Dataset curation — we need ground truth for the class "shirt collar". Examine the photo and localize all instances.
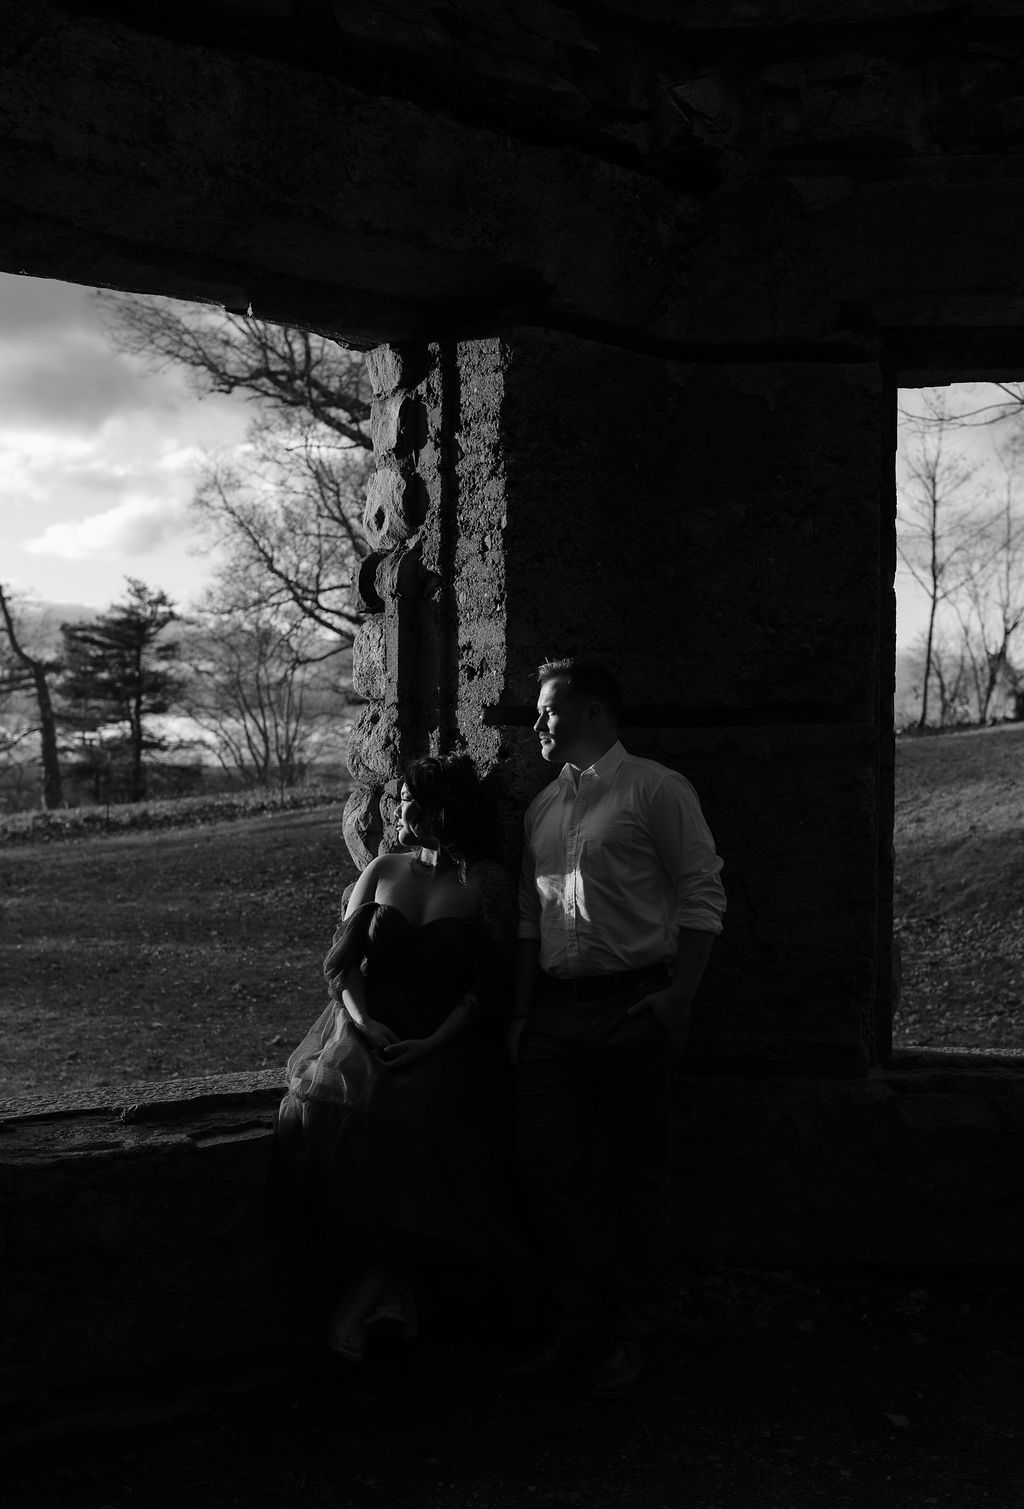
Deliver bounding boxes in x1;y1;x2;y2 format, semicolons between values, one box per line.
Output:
559;739;626;785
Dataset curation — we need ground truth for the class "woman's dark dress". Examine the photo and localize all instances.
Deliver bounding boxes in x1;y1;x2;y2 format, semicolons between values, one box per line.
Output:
276;896;525;1280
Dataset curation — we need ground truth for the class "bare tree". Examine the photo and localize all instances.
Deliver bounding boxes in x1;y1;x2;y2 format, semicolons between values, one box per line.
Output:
951;446;1024;722
0;584;63;808
897;391;990;729
192;414;370;650
98;295;372;448
180;603;349;794
98;294;372;651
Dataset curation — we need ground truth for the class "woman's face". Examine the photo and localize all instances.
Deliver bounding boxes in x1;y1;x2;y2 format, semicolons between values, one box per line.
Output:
396;783;432;849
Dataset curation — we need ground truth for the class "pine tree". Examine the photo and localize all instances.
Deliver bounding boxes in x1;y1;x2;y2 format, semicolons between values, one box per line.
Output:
59;580;184;803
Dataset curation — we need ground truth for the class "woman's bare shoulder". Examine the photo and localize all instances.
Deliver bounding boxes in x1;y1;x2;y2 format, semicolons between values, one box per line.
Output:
362;850;420;878
344;850;412;911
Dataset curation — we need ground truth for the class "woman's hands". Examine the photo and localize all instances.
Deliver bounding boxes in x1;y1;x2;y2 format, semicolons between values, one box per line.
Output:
356;1018;399;1054
377;1037;433;1069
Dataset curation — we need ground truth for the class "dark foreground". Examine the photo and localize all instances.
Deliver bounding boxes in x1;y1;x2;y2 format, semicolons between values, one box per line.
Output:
7;1270;1022;1509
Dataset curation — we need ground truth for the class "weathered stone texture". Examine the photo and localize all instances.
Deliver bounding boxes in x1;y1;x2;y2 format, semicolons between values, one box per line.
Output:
345;703;405;786
440;331;887;1063
491;333;885;718
343;345;450;864
362;468;416;552
369;392;413;456
364;344;409;397
341;783;384;870
351;617;386;703
6;5;1024;353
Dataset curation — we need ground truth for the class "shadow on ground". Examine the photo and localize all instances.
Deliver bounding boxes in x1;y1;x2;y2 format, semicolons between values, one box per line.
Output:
4;1270;1021;1508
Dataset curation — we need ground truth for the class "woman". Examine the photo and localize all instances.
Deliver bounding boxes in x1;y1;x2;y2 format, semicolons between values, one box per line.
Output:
276;754;527;1362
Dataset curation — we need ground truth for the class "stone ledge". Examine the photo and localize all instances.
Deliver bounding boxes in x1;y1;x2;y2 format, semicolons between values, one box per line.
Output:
3;1049;1024;1144
0;1055;1022;1420
0;1069;283;1129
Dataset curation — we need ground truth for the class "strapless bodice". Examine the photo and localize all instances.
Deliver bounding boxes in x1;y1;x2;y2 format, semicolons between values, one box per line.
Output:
362;903;477;1033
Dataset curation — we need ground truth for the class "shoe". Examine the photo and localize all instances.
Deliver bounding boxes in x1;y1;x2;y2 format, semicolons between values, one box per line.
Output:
327;1311;366;1362
502;1334;599;1386
586;1340;643;1401
365;1282;419;1342
326;1267;386;1362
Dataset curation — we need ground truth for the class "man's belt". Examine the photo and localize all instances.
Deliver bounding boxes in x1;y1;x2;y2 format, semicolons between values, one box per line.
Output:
539;963;670;1001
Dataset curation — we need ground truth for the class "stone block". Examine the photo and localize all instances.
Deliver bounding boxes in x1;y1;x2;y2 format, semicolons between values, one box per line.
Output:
370;392;413;455
351;618;386;702
341;784;384;869
345;704;405;784
363;468;415;552
374;541;433;603
364;345;407;396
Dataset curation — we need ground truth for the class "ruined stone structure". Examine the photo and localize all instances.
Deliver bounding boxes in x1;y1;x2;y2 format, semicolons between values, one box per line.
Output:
3;0;1024;1428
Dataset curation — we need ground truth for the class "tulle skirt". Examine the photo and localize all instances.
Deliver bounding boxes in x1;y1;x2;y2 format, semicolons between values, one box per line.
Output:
275;999;534;1282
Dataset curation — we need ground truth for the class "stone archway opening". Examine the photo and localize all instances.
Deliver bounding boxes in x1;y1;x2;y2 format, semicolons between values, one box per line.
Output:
892;378;1024;1054
0;274;371;1115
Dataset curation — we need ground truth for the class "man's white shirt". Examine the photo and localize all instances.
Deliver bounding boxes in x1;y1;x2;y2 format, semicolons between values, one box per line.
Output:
517;740;725;979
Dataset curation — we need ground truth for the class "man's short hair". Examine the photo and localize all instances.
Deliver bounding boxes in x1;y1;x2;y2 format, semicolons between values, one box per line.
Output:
537;658;622;718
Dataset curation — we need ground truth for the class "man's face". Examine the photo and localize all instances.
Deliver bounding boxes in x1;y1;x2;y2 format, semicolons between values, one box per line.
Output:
533;676;591;766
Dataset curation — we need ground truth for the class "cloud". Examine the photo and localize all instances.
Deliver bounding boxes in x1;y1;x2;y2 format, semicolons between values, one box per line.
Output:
0;274;253;606
24;497;187;560
0;273;99;339
0;275;207;438
0;332;183;435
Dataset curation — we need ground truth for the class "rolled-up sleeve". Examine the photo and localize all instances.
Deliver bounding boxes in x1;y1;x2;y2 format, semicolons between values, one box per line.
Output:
648;774;726;936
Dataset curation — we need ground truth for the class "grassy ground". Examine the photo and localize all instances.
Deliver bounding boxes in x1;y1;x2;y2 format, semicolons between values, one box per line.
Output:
0;801;356;1107
1;721;1021;1112
893;721;1024;1049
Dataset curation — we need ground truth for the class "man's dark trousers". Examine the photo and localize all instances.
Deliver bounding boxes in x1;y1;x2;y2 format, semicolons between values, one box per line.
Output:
514;971;675;1345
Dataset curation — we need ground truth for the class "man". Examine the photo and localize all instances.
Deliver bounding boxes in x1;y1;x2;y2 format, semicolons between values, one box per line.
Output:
507;658;725;1400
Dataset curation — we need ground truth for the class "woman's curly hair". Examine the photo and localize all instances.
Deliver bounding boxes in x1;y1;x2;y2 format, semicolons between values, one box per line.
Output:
404;753;498;881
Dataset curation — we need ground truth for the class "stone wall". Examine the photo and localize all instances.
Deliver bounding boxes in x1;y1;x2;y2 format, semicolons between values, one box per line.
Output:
355;331;892;1064
3;3;1024;359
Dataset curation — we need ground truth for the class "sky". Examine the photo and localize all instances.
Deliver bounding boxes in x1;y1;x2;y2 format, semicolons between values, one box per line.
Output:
894;381;1024;652
0;268;1017;649
0;271;251;615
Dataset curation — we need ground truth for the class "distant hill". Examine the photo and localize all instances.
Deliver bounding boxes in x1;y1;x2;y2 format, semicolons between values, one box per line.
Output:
7;599;100;656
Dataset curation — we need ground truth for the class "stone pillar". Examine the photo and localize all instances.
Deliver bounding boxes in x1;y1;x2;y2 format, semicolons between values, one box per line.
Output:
459;333;889;1067
343;343;443;864
347;330;892;1068
344;340;516;865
